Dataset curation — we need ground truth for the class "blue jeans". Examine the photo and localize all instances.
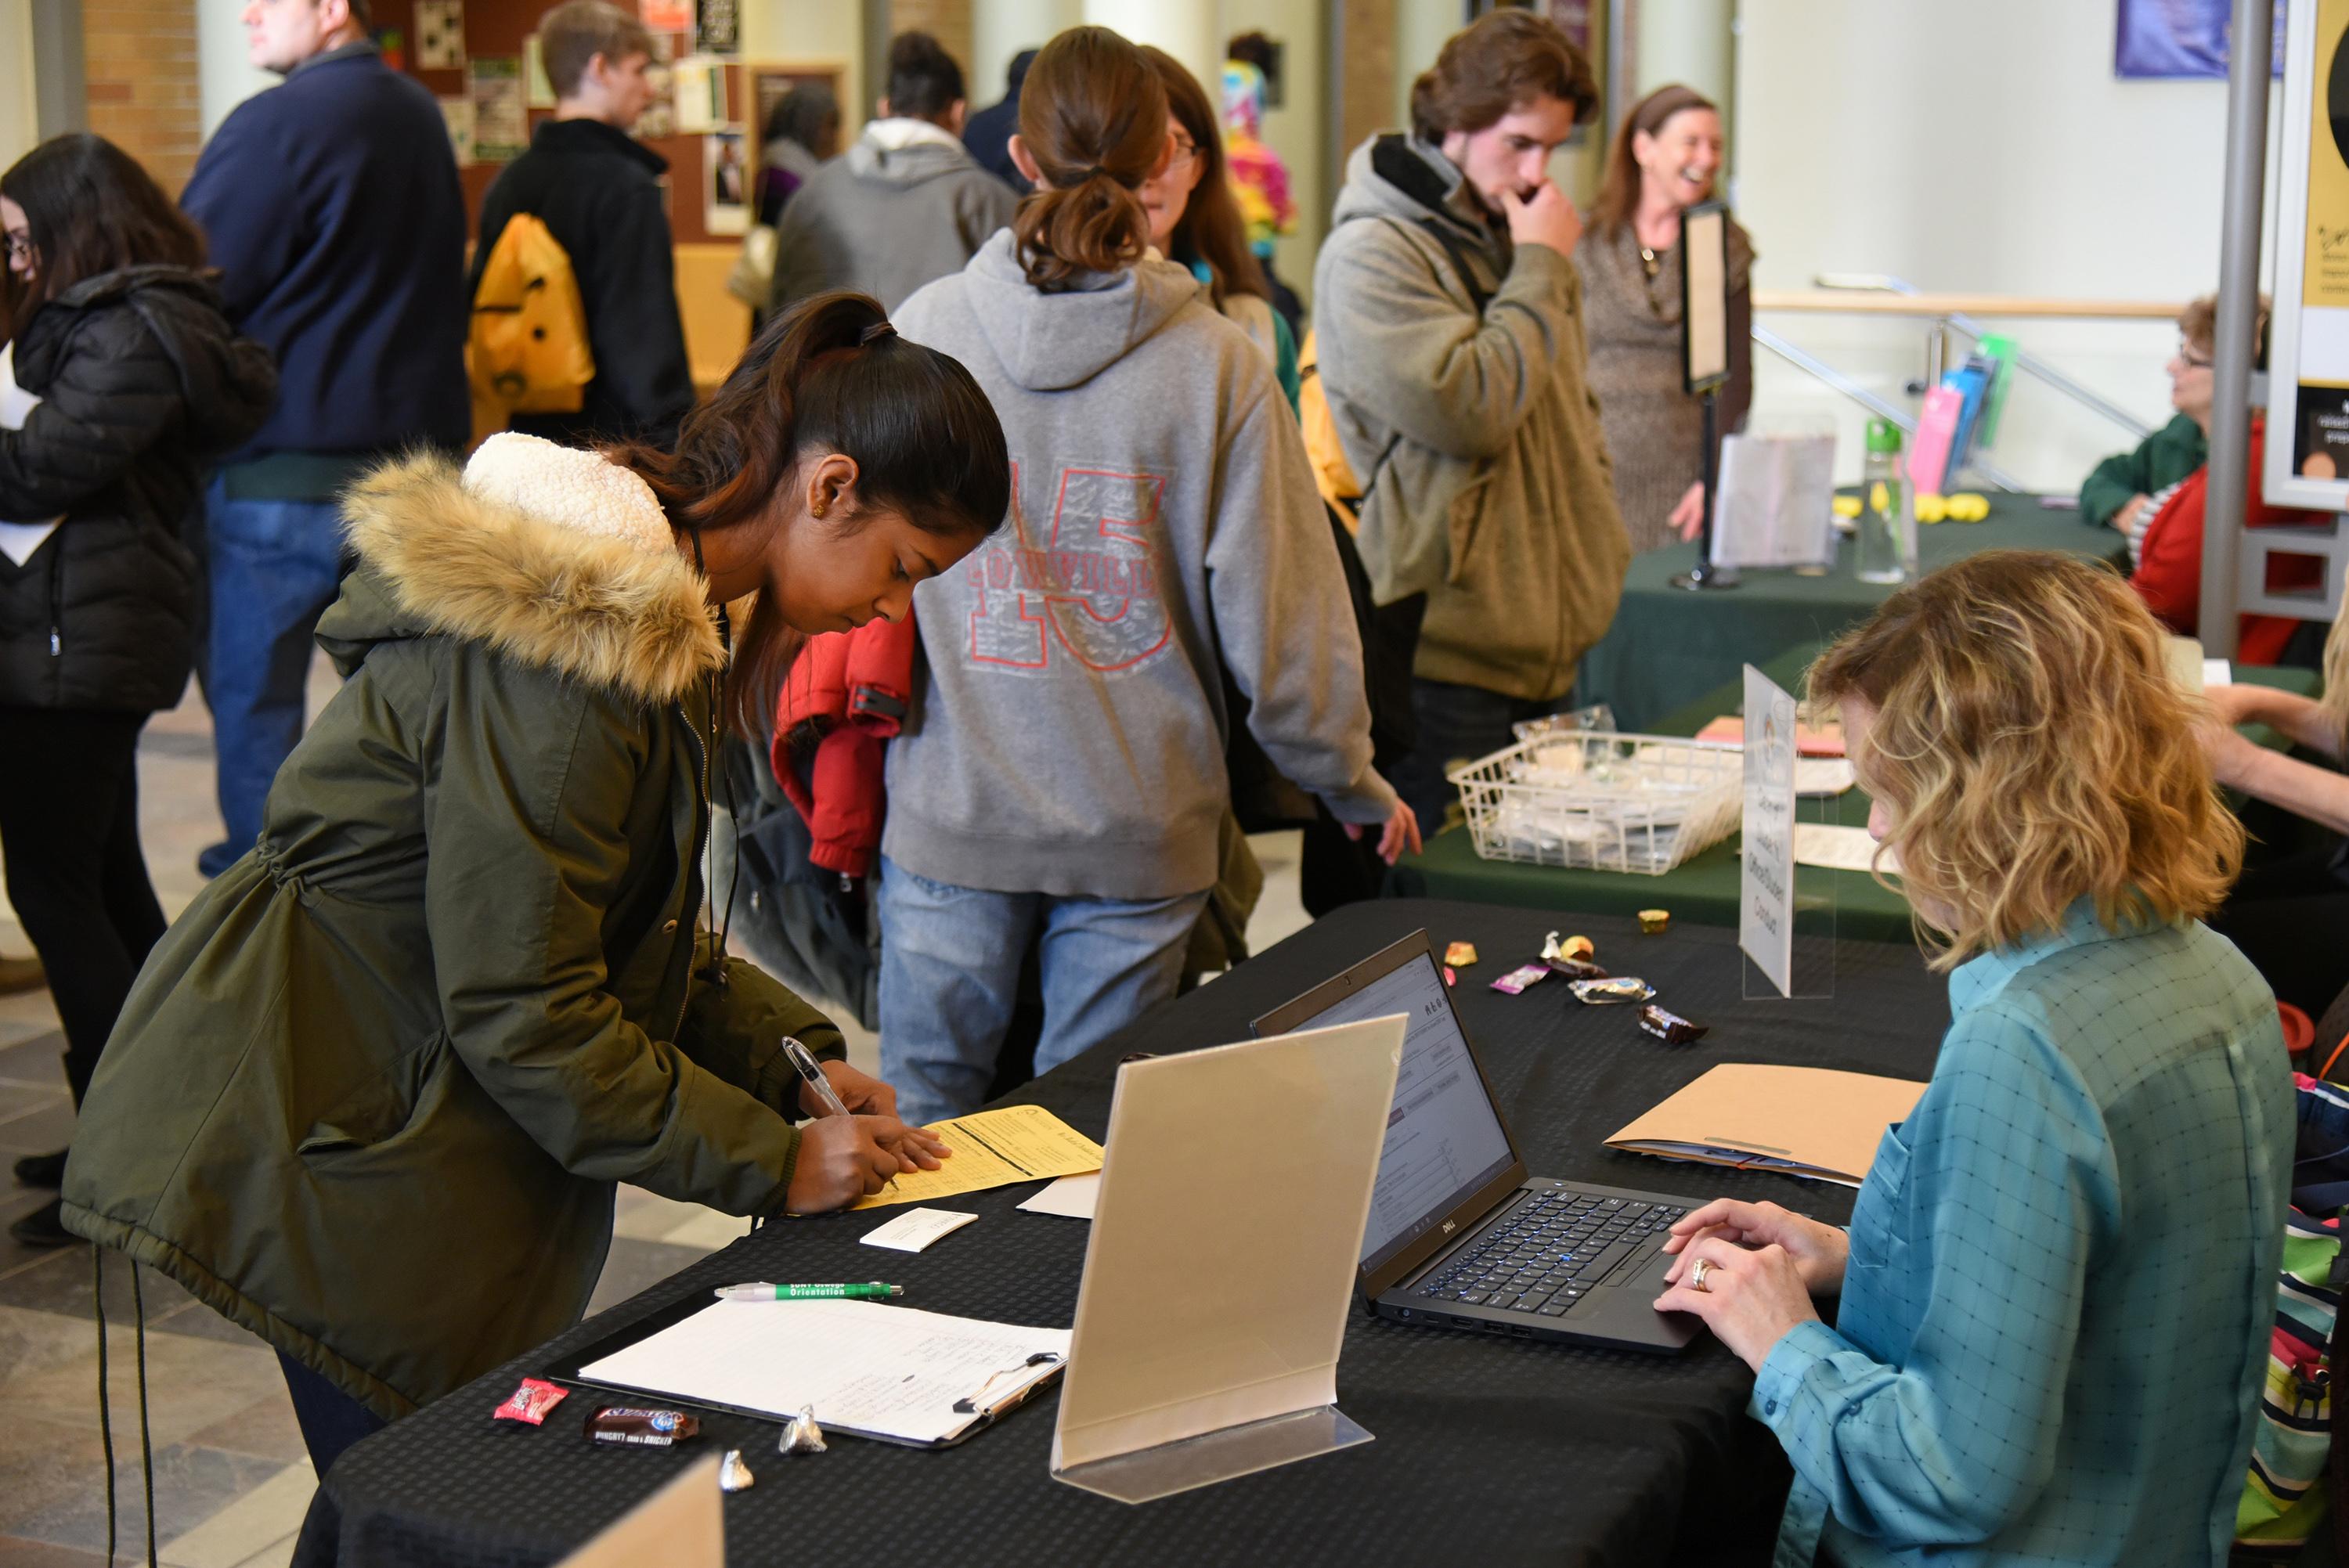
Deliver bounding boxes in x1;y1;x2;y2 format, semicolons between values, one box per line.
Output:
198;478;347;872
1389;677;1575;838
876;856;1209;1126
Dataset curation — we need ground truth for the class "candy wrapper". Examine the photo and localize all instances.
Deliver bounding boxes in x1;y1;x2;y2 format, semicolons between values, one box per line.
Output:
1443;966;1457;987
493;1378;569;1426
584;1405;700;1448
778;1404;828;1454
719;1449;756;1491
1444;941;1478;968
1544;956;1609;982
1637;909;1670;934
1490;963;1549;995
1541;932;1597;964
1638;1004;1708;1044
1569;976;1654;1005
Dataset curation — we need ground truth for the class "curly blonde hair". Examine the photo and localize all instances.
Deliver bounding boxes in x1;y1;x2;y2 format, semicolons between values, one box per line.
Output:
1807;551;2242;970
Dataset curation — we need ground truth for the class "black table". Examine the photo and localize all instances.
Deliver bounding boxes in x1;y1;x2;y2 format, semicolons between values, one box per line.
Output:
1579;493;2111;731
298;901;1952;1567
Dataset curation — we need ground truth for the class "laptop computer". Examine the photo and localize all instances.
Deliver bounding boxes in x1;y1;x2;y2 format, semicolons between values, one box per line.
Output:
1253;932;1701;1354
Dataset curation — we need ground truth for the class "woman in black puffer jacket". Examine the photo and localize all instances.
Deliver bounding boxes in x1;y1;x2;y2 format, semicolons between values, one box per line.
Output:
0;134;275;1246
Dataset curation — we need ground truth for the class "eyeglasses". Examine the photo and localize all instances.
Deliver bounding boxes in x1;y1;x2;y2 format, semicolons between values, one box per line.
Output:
2179;344;2214;369
2;232;31;265
1167;137;1200;168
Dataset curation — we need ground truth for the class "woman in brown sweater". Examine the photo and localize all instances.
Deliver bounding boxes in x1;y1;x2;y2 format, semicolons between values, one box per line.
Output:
1577;84;1755;557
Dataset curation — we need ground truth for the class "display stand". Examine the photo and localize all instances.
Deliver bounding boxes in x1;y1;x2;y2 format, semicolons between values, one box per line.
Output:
1048;1020;1403;1505
1054;1407;1377;1506
1672;201;1739;592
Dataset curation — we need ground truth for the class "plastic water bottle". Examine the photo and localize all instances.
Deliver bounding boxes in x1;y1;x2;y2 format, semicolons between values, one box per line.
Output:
1857;419;1909;585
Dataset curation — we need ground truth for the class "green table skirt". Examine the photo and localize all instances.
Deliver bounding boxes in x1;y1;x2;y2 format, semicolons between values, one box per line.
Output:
1389;644;2321;943
1577;492;2111;731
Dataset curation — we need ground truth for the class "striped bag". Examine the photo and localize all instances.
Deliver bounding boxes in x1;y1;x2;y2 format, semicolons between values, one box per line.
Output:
2237;1073;2349;1552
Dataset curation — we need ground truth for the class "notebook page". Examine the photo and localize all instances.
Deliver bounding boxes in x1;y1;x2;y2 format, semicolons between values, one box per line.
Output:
576;1298;1070;1445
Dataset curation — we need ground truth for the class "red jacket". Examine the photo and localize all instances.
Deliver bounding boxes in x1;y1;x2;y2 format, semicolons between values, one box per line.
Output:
770;615;918;878
2131;414;2327;665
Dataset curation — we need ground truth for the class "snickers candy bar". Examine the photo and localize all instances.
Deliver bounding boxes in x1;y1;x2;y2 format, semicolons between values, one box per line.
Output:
584;1405;702;1448
1638;1004;1709;1044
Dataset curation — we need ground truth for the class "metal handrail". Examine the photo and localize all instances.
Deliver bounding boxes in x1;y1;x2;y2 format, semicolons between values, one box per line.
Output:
1802;274;2161;440
1751;325;2027;492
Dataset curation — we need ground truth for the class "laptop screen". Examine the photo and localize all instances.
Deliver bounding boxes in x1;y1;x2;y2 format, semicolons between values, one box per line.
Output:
1286;950;1517;1271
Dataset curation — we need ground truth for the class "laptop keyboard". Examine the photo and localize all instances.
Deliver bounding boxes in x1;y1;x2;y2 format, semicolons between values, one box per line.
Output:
1413;1192;1689;1317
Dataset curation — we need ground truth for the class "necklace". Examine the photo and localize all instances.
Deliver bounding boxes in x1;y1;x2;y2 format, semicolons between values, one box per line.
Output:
1638;244;1660;280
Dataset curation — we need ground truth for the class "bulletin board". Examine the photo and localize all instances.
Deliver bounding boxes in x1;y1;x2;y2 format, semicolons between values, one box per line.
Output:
2268;0;2349;508
367;0;753;243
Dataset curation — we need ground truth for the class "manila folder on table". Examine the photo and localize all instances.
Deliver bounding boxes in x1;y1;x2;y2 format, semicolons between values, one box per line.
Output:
1605;1063;1927;1188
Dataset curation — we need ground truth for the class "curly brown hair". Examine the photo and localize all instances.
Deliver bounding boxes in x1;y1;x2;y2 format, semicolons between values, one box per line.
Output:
1808;551;2243;969
1409;10;1597;142
1010;27;1168;294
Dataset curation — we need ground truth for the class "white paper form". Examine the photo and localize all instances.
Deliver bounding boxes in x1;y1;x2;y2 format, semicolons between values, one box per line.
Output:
576;1298;1069;1446
1017;1173;1099;1220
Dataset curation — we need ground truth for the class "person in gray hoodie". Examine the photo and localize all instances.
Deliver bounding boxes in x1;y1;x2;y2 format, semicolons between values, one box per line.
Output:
1313;11;1630;835
886;27;1416;1126
768;32;1017;315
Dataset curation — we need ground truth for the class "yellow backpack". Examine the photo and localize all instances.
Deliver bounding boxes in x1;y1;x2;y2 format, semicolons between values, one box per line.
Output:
467;213;595;427
1297;327;1365;532
1297;218;1493;534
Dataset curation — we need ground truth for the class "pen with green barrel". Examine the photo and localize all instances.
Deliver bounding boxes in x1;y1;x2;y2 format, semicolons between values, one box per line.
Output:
715;1281;904;1301
781;1034;897;1194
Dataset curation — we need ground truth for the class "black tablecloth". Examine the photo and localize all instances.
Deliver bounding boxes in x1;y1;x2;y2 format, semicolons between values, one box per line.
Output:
298;901;1951;1568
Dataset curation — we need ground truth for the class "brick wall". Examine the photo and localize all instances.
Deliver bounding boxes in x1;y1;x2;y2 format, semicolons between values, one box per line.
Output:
82;0;202;193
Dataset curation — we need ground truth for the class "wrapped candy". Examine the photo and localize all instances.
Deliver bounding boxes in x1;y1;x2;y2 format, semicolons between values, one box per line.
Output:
778;1404;828;1455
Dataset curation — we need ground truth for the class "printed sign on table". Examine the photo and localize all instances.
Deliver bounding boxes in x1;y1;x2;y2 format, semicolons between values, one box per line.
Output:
1739;664;1797;997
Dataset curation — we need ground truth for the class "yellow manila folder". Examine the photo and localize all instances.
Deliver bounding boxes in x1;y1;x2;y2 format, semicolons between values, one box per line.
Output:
1604;1063;1927;1189
852;1103;1104;1210
1051;1015;1405;1502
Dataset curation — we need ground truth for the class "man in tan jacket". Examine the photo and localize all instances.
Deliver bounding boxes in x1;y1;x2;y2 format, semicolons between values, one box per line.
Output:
1313;10;1630;832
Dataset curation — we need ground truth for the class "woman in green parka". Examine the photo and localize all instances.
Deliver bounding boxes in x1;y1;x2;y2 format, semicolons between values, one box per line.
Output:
56;293;1012;1476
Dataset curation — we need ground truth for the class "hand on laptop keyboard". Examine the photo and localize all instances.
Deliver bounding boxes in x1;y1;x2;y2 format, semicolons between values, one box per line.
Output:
1419;1193;1689;1315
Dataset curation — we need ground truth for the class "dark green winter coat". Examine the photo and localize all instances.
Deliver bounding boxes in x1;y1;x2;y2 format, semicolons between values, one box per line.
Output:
60;443;843;1420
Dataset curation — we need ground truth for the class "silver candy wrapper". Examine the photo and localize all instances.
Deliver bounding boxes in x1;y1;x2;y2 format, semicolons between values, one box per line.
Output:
778;1404;828;1454
718;1449;756;1491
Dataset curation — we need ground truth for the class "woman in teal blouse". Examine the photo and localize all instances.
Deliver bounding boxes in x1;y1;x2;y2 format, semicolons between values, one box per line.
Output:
1654;550;2293;1566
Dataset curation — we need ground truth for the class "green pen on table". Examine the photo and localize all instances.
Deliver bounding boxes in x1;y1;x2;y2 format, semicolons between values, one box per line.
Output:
714;1281;904;1301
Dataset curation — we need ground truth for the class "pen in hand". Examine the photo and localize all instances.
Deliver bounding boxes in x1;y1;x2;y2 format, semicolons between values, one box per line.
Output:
781;1036;897;1192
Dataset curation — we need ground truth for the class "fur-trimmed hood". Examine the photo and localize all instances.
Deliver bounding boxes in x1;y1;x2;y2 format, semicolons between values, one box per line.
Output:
333;438;724;704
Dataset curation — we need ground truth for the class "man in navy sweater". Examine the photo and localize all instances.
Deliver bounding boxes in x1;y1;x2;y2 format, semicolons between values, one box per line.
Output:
181;0;467;878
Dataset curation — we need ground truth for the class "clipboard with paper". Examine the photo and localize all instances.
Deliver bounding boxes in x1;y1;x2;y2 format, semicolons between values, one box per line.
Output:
550;1296;1070;1449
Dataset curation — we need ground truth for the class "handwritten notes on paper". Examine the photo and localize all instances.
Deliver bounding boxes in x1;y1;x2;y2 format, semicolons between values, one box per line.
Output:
1740;665;1797;997
852;1104;1103;1210
576;1299;1070;1447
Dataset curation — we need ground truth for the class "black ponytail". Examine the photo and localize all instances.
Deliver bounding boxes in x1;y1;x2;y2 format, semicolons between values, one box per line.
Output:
609;290;1009;733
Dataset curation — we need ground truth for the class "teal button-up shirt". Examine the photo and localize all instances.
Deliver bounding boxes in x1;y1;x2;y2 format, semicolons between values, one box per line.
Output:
1753;903;2291;1566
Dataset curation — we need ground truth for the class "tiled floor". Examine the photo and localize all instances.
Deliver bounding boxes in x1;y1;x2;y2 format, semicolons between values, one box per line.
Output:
0;658;1314;1566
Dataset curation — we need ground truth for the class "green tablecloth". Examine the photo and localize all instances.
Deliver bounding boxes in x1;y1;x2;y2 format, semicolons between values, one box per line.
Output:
1578;492;2109;731
1388;645;2322;943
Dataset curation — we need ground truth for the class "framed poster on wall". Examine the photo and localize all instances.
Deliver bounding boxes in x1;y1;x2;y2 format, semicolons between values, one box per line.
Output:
2267;0;2349;508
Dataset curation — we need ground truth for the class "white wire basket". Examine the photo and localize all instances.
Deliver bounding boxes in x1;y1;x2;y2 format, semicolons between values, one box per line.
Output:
1447;732;1744;875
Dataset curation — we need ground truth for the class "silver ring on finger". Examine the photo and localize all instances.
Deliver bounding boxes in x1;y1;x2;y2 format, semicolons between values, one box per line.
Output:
1689;1257;1713;1292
